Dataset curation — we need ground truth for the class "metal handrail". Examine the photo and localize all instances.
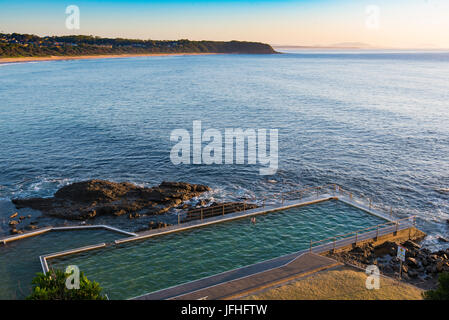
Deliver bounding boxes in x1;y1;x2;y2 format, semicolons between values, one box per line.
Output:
333;185;405;221
184;202;250;221
180;183;406;228
182;184;338;222
309;215;416;250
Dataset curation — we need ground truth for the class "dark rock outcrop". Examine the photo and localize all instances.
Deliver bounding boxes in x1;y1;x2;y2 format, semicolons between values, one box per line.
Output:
328;239;449;289
12;180;210;220
373;241;397;256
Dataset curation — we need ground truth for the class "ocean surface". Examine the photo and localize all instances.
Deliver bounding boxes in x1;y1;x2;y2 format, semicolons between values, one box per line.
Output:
0;50;448;248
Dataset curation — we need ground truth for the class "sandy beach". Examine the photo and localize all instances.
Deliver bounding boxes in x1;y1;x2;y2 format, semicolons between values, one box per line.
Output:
0;52;218;65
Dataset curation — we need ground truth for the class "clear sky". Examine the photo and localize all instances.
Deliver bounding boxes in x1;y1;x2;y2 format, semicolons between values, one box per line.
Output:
0;0;448;48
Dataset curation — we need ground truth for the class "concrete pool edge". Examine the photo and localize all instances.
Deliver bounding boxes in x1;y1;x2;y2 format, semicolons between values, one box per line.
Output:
170;253;343;300
0;224;137;245
39;192;398;277
40;243;108;274
40;194;337;274
38;193;393;273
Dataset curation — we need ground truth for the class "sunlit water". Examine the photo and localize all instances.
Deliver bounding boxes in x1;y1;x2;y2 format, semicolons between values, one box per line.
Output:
0;50;448;248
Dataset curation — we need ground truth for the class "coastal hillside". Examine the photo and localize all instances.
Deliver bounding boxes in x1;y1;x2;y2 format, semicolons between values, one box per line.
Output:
0;33;277;57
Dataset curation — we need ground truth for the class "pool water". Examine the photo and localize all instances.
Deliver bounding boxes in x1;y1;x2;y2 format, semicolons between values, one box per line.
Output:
0;229;120;299
49;200;385;299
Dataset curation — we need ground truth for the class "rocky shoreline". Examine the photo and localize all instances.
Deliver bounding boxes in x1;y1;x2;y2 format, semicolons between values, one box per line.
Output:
12;180;210;218
328;239;449;290
8;179;259;235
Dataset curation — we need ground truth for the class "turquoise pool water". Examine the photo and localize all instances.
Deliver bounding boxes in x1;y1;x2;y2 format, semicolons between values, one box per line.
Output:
0;229;120;299
49;200;385;299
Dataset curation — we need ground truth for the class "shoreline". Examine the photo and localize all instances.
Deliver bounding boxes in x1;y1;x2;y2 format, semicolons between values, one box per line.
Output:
0;52;219;65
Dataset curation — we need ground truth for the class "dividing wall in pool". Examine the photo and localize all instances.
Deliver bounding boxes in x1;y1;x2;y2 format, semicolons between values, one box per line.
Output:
48;200;386;299
0;229;120;299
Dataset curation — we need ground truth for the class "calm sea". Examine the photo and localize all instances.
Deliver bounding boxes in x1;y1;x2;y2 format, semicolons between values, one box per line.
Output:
0;50;448;248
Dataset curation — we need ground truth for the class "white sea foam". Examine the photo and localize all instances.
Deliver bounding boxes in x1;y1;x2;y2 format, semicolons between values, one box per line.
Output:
0;61;38;67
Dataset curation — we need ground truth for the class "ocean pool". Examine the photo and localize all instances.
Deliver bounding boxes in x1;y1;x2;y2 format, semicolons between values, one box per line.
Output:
48;200;385;299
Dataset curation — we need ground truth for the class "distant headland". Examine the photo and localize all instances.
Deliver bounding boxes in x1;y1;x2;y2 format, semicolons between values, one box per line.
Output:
0;33;277;63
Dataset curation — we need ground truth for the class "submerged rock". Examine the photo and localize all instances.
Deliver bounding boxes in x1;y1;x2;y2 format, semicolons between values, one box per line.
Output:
136;221;172;232
12;180;210;220
148;221;171;229
10;228;23;235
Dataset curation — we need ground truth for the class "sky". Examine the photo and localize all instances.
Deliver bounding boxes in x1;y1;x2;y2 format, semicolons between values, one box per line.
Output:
0;0;448;48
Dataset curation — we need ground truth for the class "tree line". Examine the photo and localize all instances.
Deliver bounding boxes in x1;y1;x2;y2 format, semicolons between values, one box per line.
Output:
0;33;276;57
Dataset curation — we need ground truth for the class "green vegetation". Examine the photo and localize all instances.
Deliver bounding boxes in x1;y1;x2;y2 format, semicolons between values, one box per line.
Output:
423;272;449;300
0;33;276;57
27;269;106;300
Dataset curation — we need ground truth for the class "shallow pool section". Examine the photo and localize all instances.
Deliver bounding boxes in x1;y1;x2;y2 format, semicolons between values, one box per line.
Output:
0;229;120;299
49;200;385;299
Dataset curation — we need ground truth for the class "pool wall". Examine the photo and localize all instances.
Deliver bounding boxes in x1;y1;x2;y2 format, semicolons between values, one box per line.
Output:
40;243;108;274
0;224;137;245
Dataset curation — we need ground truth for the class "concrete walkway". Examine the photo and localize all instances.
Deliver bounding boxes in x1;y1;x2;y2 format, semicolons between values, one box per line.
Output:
171;253;341;300
132;250;307;300
134;253;340;300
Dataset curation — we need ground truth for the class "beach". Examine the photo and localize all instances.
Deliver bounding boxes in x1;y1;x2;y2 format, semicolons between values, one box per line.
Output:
0;52;218;64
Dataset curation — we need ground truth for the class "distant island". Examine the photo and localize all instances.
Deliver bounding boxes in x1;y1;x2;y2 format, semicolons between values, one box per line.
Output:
0;33;277;59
